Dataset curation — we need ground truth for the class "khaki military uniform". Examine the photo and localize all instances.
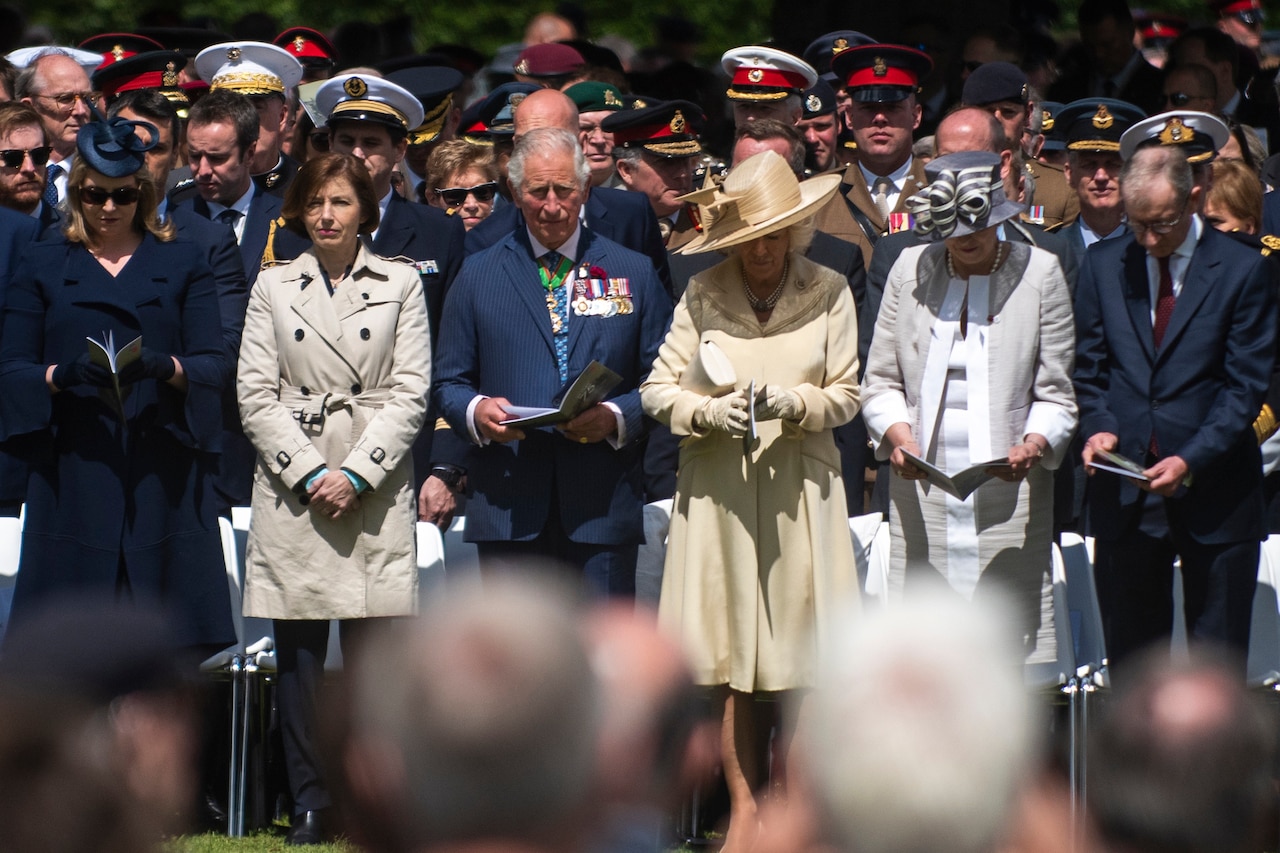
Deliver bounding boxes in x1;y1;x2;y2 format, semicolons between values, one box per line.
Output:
810;158;927;268
1023;159;1078;230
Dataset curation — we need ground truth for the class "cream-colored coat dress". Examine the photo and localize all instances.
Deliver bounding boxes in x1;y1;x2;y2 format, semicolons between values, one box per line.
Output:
641;253;861;692
238;245;431;620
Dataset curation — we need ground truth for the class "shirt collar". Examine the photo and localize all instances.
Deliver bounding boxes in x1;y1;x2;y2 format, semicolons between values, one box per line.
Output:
527;223;582;263
858;156;914;190
209;182;254;219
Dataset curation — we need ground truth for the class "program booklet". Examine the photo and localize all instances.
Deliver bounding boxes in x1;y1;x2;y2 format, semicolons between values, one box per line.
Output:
499;360;624;428
901;450;1012;501
87;330;141;419
1087;448;1151;482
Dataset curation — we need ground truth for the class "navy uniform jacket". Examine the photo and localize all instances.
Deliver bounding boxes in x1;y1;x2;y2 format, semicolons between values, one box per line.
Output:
0;207;39;505
466;185;674;299
167;204;250;360
0;236;235;647
169;187;310;509
252;153;299;198
434;226;672;545
369;193;466;343
1074;225;1278;544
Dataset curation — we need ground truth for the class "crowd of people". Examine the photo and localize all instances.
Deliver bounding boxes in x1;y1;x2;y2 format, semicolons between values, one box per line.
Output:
2;0;1280;848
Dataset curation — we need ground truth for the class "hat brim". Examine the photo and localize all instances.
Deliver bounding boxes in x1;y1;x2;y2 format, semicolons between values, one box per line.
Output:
676;172;842;255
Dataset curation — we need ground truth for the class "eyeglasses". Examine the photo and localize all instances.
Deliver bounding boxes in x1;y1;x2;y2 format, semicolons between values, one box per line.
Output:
0;146;52;169
1125;209;1186;236
34;91;101;113
1164;92;1205;107
1234;9;1265;26
78;185;140;206
309;131;330;152
434;182;498;206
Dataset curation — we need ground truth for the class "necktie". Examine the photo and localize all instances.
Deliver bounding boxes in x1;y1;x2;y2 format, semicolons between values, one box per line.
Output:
1153;255;1175;348
43;163;60;209
217;209;242;242
871;176;892;222
542;250;570;383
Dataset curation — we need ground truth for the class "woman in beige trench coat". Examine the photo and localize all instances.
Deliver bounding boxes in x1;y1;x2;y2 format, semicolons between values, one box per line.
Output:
640;151;861;853
237;154;430;843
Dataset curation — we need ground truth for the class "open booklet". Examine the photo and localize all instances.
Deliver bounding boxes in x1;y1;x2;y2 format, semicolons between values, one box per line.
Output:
87;330;142;419
499;360;624;429
1087;448;1193;489
901;450;1012;501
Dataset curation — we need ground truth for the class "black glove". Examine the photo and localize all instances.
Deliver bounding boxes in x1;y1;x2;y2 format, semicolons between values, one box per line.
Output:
118;348;176;385
51;352;113;390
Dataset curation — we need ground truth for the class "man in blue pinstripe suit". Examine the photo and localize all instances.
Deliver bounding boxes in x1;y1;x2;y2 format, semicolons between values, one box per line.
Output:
435;128;672;595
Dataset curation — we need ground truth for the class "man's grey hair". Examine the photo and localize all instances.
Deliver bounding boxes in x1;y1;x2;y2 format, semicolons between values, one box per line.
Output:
804;591;1035;853
1121;145;1193;205
509;127;591;192
349;575;601;848
13;48;74;100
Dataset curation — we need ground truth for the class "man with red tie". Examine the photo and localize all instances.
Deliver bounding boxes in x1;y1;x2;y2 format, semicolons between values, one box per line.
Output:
1074;136;1277;674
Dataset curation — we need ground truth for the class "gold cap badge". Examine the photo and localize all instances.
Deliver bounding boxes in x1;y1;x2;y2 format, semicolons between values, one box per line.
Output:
1042;109;1055;131
514;59;529;75
163;61;178;87
1159;116;1194;145
292;35;305;52
604;89;623;108
226;46;241;61
1092;104;1114;130
806;93;822;112
873;56;887;77
747;68;764;83
344;76;367;98
833;37;849;53
669;110;686;134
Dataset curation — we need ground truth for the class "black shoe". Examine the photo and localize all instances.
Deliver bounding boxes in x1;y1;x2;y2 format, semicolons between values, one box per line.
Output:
285;810;327;846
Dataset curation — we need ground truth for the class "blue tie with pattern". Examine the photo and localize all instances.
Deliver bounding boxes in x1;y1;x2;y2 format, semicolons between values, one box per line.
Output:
43;163;60;209
543;250;570;383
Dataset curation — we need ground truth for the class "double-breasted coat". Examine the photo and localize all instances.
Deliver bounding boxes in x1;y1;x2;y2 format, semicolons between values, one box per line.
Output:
641;253;862;692
0;235;234;648
237;245;431;620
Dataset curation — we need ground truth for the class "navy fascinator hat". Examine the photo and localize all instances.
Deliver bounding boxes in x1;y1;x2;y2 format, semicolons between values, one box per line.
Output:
76;114;158;178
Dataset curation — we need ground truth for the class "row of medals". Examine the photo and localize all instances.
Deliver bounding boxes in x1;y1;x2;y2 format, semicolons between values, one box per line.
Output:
546;267;634;333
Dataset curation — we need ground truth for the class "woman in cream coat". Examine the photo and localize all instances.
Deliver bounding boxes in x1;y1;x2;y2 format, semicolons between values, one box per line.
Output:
641;150;860;853
237;154;430;843
862;150;1077;665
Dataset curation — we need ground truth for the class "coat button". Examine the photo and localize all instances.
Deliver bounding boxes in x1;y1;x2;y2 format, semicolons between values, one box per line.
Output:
300;387;310;396
361;292;369;300
295;329;304;341
360;328;370;340
351;383;362;394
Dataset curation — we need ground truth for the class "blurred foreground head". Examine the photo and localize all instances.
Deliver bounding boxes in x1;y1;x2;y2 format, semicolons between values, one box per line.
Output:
804;593;1035;853
1088;647;1276;853
345;575;601;852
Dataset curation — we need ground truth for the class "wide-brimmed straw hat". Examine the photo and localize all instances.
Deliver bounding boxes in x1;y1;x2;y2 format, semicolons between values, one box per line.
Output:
676;150;841;255
907;150;1024;241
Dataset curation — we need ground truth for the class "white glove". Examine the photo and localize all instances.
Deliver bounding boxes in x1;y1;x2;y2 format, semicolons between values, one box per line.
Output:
753;385;805;422
694;389;750;436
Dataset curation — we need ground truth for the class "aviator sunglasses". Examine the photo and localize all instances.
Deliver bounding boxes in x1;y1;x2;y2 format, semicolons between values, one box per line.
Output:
434;182;498;207
78;185;141;206
0;146;52;169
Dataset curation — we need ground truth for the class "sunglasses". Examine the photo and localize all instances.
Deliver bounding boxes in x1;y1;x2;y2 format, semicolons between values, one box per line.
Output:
0;146;52;169
78;185;141;206
1235;9;1265;26
434;182;498;206
1165;92;1204;107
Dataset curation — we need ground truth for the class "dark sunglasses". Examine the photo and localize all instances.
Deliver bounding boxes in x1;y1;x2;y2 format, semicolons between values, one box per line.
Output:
434;182;498;206
0;146;52;169
1165;92;1203;107
1235;9;1265;26
309;131;331;152
78;185;140;206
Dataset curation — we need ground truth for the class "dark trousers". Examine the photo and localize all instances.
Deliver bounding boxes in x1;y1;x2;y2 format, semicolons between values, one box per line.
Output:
1094;495;1258;675
474;498;637;598
274;617;391;815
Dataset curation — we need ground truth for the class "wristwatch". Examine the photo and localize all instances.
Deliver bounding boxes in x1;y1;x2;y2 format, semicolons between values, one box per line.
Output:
430;464;466;493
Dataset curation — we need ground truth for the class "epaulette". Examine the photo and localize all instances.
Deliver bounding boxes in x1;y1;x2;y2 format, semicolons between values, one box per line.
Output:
1260;234;1280;256
1254;403;1278;444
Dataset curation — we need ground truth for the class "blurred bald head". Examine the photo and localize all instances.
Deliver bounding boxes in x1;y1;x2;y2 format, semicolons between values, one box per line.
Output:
514;88;578;143
935;106;1006;156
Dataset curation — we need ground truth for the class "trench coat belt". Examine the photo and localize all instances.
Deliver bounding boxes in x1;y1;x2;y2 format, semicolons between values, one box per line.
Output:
278;382;393;444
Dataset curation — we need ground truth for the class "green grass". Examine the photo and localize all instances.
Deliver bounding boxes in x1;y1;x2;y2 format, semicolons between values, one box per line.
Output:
167;831;355;852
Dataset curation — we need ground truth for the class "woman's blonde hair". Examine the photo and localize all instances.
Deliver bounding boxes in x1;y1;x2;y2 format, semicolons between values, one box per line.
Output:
1208;158;1263;233
62;158;174;248
727;216;817;258
425;139;498;195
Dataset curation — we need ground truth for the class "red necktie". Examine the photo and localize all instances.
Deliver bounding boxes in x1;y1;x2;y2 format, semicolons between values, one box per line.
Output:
1153;255;1175;347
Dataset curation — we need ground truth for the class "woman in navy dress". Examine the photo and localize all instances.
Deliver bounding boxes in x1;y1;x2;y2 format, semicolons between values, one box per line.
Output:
0;115;233;652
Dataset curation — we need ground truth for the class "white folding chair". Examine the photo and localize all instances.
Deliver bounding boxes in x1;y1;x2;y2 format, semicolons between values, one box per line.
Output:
443;516;481;583
1247;535;1280;688
637;499;673;607
0;508;23;645
417;520;447;606
1028;545;1076;689
850;513;889;609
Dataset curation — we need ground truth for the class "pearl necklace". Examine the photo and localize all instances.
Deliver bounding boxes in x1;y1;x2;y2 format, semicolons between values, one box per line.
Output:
946;241;1008;279
742;257;790;312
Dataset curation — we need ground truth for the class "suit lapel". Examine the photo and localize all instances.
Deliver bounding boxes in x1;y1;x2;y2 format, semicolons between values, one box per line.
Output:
370;195;409;257
240;190;277;277
505;233;557;357
1121;241;1157;361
